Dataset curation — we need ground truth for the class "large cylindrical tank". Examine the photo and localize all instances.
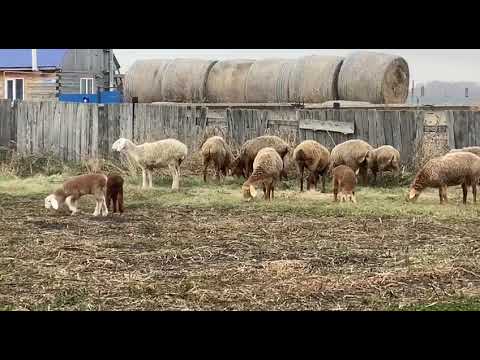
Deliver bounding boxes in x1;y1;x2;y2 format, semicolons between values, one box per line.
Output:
206;59;255;103
244;59;296;103
123;59;170;103
161;59;218;102
337;51;410;104
288;55;344;103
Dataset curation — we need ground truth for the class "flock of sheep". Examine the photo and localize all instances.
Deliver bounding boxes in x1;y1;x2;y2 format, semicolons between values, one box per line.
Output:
43;132;480;216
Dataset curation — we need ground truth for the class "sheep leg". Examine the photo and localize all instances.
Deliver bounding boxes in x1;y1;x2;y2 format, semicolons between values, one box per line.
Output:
462;183;468;204
298;163;304;192
203;157;209;183
118;188;124;213
169;164;180;191
321;172;326;193
93;200;101;216
215;163;221;183
101;196;108;216
359;166;368;186
371;169;377;185
266;183;271;201
65;196;78;215
271;183;275;200
141;168;148;189
473;183;477;204
112;192;118;213
333;180;339;202
175;163;182;189
147;170;153;188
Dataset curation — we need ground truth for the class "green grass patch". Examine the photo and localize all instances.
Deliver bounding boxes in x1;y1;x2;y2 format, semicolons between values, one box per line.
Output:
2;174;480;221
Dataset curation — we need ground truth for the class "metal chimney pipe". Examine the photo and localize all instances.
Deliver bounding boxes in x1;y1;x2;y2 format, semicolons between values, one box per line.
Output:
32;49;38;71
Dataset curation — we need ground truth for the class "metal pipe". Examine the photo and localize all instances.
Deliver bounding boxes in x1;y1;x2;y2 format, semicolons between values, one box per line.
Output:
32;49;38;71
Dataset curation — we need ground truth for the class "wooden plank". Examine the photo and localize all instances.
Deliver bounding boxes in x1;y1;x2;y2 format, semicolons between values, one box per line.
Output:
468;111;476;147
368;109;378;147
391;111;402;152
376;111;386;146
474;112;480;147
382;111;394;146
453;111;468;149
299;119;354;134
354;110;369;142
445;110;455;149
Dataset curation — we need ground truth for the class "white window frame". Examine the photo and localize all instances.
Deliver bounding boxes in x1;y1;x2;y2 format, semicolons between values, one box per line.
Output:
80;77;95;94
4;78;25;100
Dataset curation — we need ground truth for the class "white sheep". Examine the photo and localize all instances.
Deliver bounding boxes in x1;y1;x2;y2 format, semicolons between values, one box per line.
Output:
44;174;109;216
112;138;188;190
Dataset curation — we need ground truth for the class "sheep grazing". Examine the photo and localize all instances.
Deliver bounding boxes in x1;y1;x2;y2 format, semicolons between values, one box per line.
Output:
449;146;480;158
329;139;374;186
408;152;480;204
44;174;108;216
293;140;330;192
242;147;283;201
232;135;290;180
106;174;124;214
332;165;358;203
200;136;234;183
366;145;401;183
112;138;187;191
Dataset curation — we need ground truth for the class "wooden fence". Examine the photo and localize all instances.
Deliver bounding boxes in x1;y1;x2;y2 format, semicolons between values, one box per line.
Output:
0;99;478;169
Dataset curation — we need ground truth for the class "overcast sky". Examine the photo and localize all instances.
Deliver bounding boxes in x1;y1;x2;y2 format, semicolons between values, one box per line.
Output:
114;49;480;84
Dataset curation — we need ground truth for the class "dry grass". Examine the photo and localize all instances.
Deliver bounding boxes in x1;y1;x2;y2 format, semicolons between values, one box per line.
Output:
1;170;480;311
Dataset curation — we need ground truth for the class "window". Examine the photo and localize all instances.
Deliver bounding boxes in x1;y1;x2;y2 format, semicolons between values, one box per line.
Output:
80;78;95;94
5;78;24;100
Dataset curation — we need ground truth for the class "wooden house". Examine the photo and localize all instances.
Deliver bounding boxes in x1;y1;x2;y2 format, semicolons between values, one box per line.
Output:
0;49;122;101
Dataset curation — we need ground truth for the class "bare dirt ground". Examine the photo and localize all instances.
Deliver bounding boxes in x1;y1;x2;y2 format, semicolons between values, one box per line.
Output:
2;175;480;311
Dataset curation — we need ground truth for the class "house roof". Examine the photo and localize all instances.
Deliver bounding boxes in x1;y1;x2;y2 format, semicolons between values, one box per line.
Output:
0;49;68;70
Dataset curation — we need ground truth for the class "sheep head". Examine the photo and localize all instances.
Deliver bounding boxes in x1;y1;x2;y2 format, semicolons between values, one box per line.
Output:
407;187;421;202
364;149;376;169
242;184;257;201
45;194;59;210
340;192;357;204
112;138;131;152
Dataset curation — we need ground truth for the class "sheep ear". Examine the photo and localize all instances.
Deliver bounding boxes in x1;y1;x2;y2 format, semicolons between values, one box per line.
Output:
250;185;257;198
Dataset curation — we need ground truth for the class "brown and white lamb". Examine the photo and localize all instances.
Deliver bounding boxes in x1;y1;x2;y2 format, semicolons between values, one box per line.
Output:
232;135;290;180
44;174;108;216
366;145;401;183
293;140;330;192
106;174;124;214
242;147;283;201
332;165;358;203
200;136;234;183
408;152;480;204
329;139;374;186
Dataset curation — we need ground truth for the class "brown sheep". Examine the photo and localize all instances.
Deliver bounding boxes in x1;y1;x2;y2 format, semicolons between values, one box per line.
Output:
106;174;124;214
366;145;401;183
293;140;330;192
232;135;290;180
332;165;358;203
408;152;480;204
44;174;108;216
329;139;374;186
201;136;234;183
242;147;283;201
